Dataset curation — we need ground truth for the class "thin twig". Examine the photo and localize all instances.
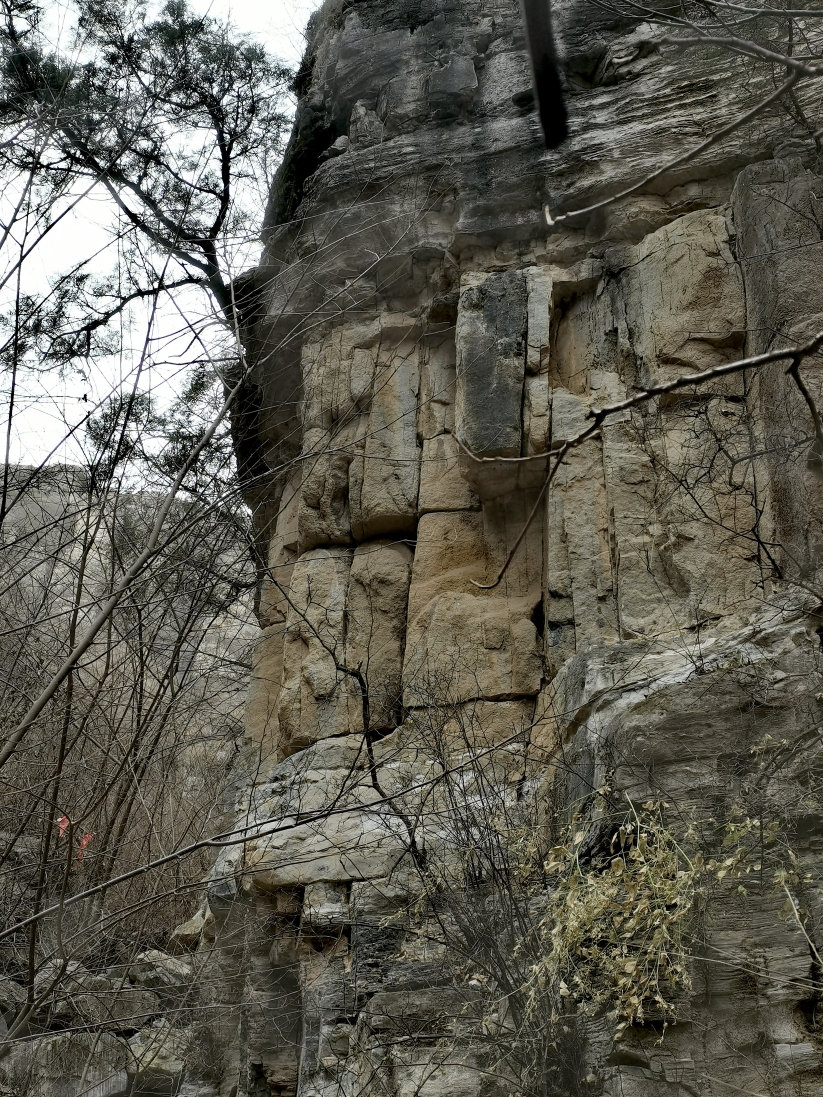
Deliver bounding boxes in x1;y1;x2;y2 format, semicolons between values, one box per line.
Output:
659;32;823;75
781;882;823;968
546;73;800;228
703;1074;772;1097
787;357;823;470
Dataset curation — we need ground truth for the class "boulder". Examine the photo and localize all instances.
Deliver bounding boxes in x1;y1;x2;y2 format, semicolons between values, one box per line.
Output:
127;1022;189;1094
129;951;193;991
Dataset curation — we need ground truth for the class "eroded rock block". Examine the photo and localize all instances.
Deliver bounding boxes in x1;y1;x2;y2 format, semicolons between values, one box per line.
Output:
620;208;746;386
128;1022;188;1095
428;56;478;117
297;422;362;551
346;540;413;730
404;591;542;705
349;342;421;540
242;805;403;890
278;548;360;752
455;269;527;459
419;433;480;513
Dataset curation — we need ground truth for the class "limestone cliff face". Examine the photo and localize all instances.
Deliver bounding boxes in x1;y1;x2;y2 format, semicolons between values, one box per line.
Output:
206;2;823;1095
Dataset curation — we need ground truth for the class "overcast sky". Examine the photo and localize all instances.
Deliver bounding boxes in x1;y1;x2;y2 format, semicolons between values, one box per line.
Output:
6;0;323;466
206;0;321;66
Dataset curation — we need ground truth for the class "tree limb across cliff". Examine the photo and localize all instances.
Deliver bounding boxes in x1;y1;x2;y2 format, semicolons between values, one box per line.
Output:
464;330;823;590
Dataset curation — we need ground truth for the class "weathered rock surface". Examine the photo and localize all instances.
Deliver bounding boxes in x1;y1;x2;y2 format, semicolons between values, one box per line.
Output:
106;0;823;1095
0;1032;130;1097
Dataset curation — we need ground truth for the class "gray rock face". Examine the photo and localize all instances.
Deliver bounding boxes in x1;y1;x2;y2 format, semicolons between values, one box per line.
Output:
456;269;528;458
211;1;823;1095
0;1032;130;1097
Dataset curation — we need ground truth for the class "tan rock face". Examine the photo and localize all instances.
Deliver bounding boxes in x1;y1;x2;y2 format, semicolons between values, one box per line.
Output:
346;540;413;730
404;592;542;705
620;209;746;386
278;547;359;752
296;318;422;552
213;1;823;1095
419;434;479;514
349;337;421;541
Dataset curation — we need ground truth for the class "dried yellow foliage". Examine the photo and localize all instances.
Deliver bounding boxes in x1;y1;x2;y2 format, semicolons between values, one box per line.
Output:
529;798;699;1038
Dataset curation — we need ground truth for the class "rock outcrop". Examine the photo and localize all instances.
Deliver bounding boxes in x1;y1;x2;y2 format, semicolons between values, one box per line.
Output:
45;0;823;1094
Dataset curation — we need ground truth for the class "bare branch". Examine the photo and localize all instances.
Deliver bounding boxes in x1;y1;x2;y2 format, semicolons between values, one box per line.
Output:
546;73;801;228
471;328;823;589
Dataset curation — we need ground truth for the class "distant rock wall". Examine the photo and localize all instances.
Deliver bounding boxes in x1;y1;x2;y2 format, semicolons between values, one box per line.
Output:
198;1;823;1095
0;466;257;1097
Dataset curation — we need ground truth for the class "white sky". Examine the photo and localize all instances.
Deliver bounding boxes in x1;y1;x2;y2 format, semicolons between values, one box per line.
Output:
4;0;323;466
206;0;321;66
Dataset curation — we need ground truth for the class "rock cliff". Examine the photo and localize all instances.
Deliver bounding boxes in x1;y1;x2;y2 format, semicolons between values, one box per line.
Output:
135;0;823;1094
